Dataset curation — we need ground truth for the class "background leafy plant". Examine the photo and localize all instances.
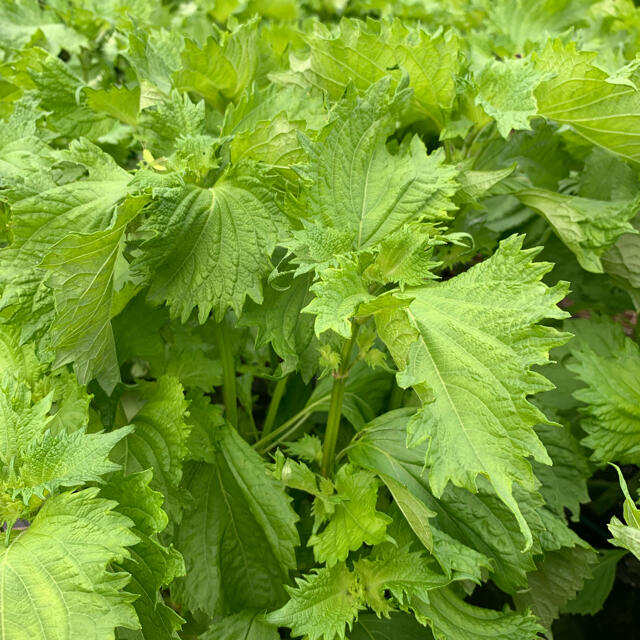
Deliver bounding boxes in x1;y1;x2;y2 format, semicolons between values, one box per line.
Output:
1;0;640;638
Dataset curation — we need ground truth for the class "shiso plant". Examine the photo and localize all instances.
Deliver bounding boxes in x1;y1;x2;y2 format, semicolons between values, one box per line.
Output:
1;0;640;638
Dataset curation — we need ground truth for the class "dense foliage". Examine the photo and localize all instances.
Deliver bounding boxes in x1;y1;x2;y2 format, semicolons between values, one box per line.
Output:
1;0;640;638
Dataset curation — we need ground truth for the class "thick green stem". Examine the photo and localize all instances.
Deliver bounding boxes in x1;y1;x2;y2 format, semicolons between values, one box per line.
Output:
321;325;359;477
213;322;237;427
262;375;288;438
387;383;405;411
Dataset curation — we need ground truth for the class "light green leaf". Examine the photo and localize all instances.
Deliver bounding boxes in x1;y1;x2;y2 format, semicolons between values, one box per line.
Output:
138;92;206;156
514;187;639;273
112;376;189;521
534;39;640;163
0;0;86;52
354;550;450;617
296;78;458;251
411;586;543;640
133;177;279;323
173;18;259;105
0;488;139;639
264;563;364;640
376;235;569;548
41;199;142;391
364;226;440;289
0;377;52;467
0;97;53;185
475;57;546;138
0;139;130;343
309;463;391;566
230;112;308;167
304;261;373;338
174;418;299;616
28;51;111;140
85;85;140;127
568;320;640;464
10;425;132;505
608;465;640;560
280;18;398;100
391;22;459;128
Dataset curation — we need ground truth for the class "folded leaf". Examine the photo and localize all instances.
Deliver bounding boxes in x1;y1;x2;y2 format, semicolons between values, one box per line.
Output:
515;187;639;273
102;471;185;640
112;376;189;520
348;409;543;592
411;586;543;640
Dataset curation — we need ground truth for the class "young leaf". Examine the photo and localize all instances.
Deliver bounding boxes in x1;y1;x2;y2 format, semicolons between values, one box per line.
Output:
264;563;364;640
309;463;392;566
569;319;640;464
608;465;640;560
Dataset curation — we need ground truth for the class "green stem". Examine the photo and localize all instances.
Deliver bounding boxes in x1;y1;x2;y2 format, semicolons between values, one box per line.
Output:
213;322;237;427
262;375;288;438
253;398;325;454
321;324;359;477
444;139;455;162
387;383;405;411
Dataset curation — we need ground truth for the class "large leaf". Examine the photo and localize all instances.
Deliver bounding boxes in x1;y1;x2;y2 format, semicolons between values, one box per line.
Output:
293;78;458;253
174;411;299;615
348;409;545;593
0;489;139;639
0;140;130;342
374;235;569;547
133;176;279;323
534;39;640;163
